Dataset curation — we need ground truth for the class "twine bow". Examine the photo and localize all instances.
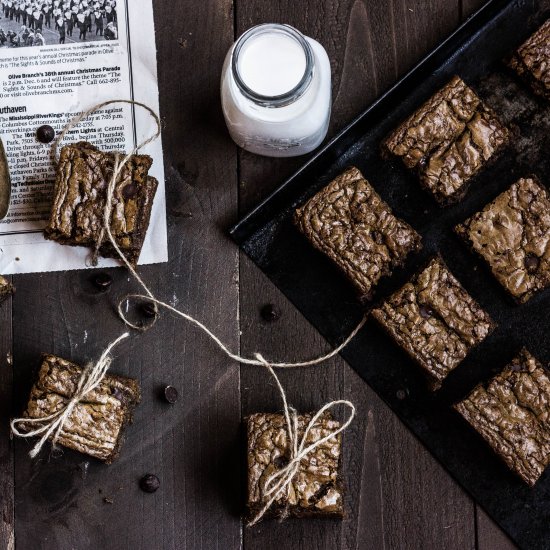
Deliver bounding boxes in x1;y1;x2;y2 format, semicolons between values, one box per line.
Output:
248;354;355;526
11;332;129;458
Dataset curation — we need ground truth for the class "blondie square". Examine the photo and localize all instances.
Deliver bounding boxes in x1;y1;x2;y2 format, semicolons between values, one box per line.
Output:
383;76;509;205
44;141;158;266
508;19;550;101
455;177;550;304
371;256;495;389
455;349;550;486
20;354;140;463
246;412;344;519
295;166;421;300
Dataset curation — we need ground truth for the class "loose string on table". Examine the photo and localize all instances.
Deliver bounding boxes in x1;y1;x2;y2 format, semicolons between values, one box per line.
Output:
11;332;129;458
51;99;368;371
14;100;363;522
119;292;366;369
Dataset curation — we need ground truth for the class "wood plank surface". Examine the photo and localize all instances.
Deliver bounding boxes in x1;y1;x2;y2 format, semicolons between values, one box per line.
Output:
0;0;529;548
237;1;487;549
0;282;13;550
9;1;241;549
461;0;486;18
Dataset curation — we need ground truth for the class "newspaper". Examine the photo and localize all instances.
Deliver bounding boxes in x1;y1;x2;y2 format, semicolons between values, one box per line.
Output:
0;0;167;274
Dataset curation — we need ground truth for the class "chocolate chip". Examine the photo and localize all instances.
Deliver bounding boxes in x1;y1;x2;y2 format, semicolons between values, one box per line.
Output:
123;183;138;199
164;385;178;404
372;230;384;244
525;255;539;272
273;455;289;469
260;303;280;322
93;272;112;291
419;304;434;319
511;363;526;372
309;482;332;504
139;474;160;493
141;302;158;318
111;387;125;402
50;446;64;459
36;125;55;144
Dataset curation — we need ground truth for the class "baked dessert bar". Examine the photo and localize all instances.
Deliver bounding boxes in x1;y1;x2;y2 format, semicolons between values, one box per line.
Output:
455;349;550;486
382;76;510;205
246;412;344;519
294;166;422;300
455;177;550;304
44;142;158;267
0;275;14;304
508;19;550;101
371;256;495;390
19;354;140;463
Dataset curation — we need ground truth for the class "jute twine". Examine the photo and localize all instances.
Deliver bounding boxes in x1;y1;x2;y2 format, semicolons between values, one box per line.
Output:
11;101;365;524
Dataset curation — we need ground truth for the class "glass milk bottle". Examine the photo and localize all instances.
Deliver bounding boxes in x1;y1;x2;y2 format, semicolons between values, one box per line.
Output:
221;24;332;157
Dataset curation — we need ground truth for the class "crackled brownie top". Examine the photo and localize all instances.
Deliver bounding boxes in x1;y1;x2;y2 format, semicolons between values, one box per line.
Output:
383;76;509;204
455;349;550;486
0;275;13;302
508;19;550;100
371;257;495;389
456;177;550;303
295;167;421;299
44;141;158;266
247;412;343;518
21;354;140;463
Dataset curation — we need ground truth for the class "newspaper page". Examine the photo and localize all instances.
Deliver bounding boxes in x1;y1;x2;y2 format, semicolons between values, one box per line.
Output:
0;0;167;274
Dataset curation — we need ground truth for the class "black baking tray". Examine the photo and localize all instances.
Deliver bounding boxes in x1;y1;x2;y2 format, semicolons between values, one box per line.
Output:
230;1;550;548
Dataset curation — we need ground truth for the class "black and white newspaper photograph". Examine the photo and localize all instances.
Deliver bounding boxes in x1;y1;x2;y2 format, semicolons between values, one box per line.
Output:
0;1;118;48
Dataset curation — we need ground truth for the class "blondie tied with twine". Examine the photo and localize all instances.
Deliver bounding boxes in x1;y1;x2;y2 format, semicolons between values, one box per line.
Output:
10;100;366;526
10;333;130;458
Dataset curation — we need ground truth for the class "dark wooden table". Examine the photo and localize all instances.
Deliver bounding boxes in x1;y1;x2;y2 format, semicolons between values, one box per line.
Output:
0;0;523;548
